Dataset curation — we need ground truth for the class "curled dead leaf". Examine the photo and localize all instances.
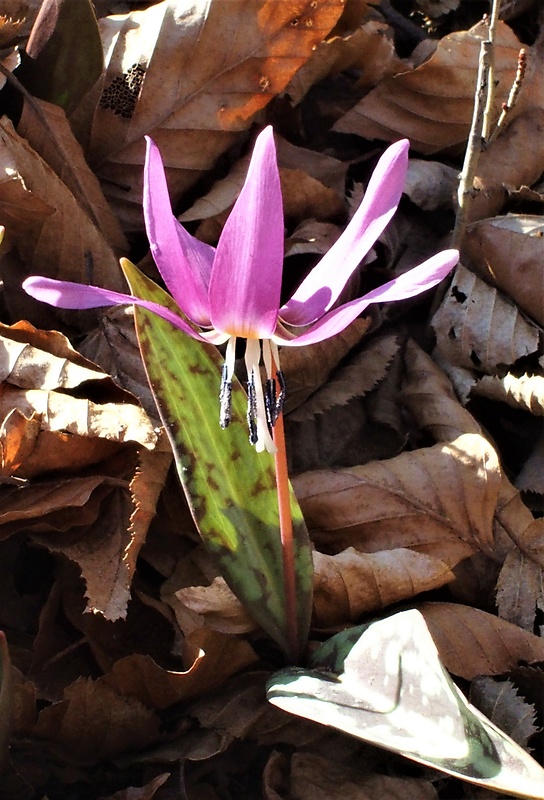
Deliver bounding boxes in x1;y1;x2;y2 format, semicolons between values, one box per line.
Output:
464;214;544;327
294;434;501;562
333;20;521;153
88;0;346;229
313;547;454;627
420;601;544;680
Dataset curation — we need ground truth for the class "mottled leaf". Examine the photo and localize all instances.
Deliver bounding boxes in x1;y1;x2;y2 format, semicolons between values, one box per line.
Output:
122;259;313;659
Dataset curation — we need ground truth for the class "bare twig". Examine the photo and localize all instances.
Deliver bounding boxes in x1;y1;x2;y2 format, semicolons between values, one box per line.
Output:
451;1;501;250
487;48;527;146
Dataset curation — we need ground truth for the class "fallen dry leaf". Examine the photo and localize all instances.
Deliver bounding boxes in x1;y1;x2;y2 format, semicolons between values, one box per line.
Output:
469;676;538;751
333;20;521;153
32;677;161;762
85;0;346;229
287;332;399;422
419;601;544;679
313;547;454;627
0;116;125;329
401;339;482;443
286;752;438;800
101;627;256;709
464;214;544;327
467;109;544;223
431;263;540;400
17;97;128;253
294;433;500;563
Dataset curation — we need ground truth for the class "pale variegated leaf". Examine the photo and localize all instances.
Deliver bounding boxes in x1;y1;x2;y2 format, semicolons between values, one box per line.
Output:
267;609;544;798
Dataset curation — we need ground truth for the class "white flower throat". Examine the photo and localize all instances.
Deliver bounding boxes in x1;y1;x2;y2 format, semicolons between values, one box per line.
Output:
219;337;285;454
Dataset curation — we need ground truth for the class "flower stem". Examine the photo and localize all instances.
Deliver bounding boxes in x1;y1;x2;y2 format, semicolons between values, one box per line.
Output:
272;408;299;664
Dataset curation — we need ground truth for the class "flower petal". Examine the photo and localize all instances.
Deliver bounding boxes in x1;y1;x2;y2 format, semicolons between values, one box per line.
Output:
144;137;214;326
275;249;459;346
208;126;284;338
22;276;226;343
280;139;410;327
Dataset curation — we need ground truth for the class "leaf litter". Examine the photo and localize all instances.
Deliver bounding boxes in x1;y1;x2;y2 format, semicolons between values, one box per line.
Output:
1;1;544;798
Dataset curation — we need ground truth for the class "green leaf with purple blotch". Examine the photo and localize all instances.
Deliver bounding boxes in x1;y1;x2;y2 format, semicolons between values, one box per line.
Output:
122;259;313;660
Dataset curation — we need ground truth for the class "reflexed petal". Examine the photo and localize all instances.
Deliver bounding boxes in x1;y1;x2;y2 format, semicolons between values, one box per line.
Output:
209;126;284;338
22;276;226;343
275;249;459;346
144;137;214;326
281;139;410;327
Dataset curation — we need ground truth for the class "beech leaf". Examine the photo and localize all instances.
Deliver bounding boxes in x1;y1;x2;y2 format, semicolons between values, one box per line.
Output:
89;0;345;229
294;433;500;563
333;20;521;153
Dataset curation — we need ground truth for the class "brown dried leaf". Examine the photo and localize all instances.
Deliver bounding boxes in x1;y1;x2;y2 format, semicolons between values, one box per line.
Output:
517;430;544;493
284;220;342;258
401;339;482;443
419;601;544;679
18;97;128;253
101;628;257;709
333;20;521;153
99;773;170;800
79;305;159;423
127;430;172;582
0;385;155;477
32;677;160;762
294;433;500;562
282;318;371;413
464;214;544;326
498;546;544;633
288;332;399;422
431;263;540;400
472;373;544;415
495;482;544;630
403;158;458;211
468;109;544;223
470;677;538;751
0;320;113;391
0;116;125;328
0;476;105;535
286;18;401;104
313;547;454;627
33;487;136;620
170;575;256;636
287;752;438;800
88;0;345;229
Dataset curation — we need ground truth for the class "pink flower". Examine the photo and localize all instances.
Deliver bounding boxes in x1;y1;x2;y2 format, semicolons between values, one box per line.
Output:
23;127;458;452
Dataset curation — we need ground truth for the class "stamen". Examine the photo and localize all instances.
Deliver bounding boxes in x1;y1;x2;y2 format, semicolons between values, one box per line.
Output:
244;339;276;453
219;336;237;429
219;364;232;429
246;374;258;445
262;340;286;428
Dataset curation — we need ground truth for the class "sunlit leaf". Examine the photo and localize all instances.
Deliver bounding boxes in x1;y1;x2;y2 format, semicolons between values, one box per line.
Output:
122;259;313;659
267;609;544;799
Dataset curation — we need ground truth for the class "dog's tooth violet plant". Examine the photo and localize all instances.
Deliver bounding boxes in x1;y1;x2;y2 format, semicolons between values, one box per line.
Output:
23;127;458;664
23;127;458;454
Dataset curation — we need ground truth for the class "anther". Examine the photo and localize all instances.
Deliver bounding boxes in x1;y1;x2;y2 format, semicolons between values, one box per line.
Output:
265;370;286;428
246;375;259;445
219;364;232;429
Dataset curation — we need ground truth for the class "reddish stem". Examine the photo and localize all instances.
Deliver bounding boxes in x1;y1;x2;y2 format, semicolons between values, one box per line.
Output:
273;409;299;664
